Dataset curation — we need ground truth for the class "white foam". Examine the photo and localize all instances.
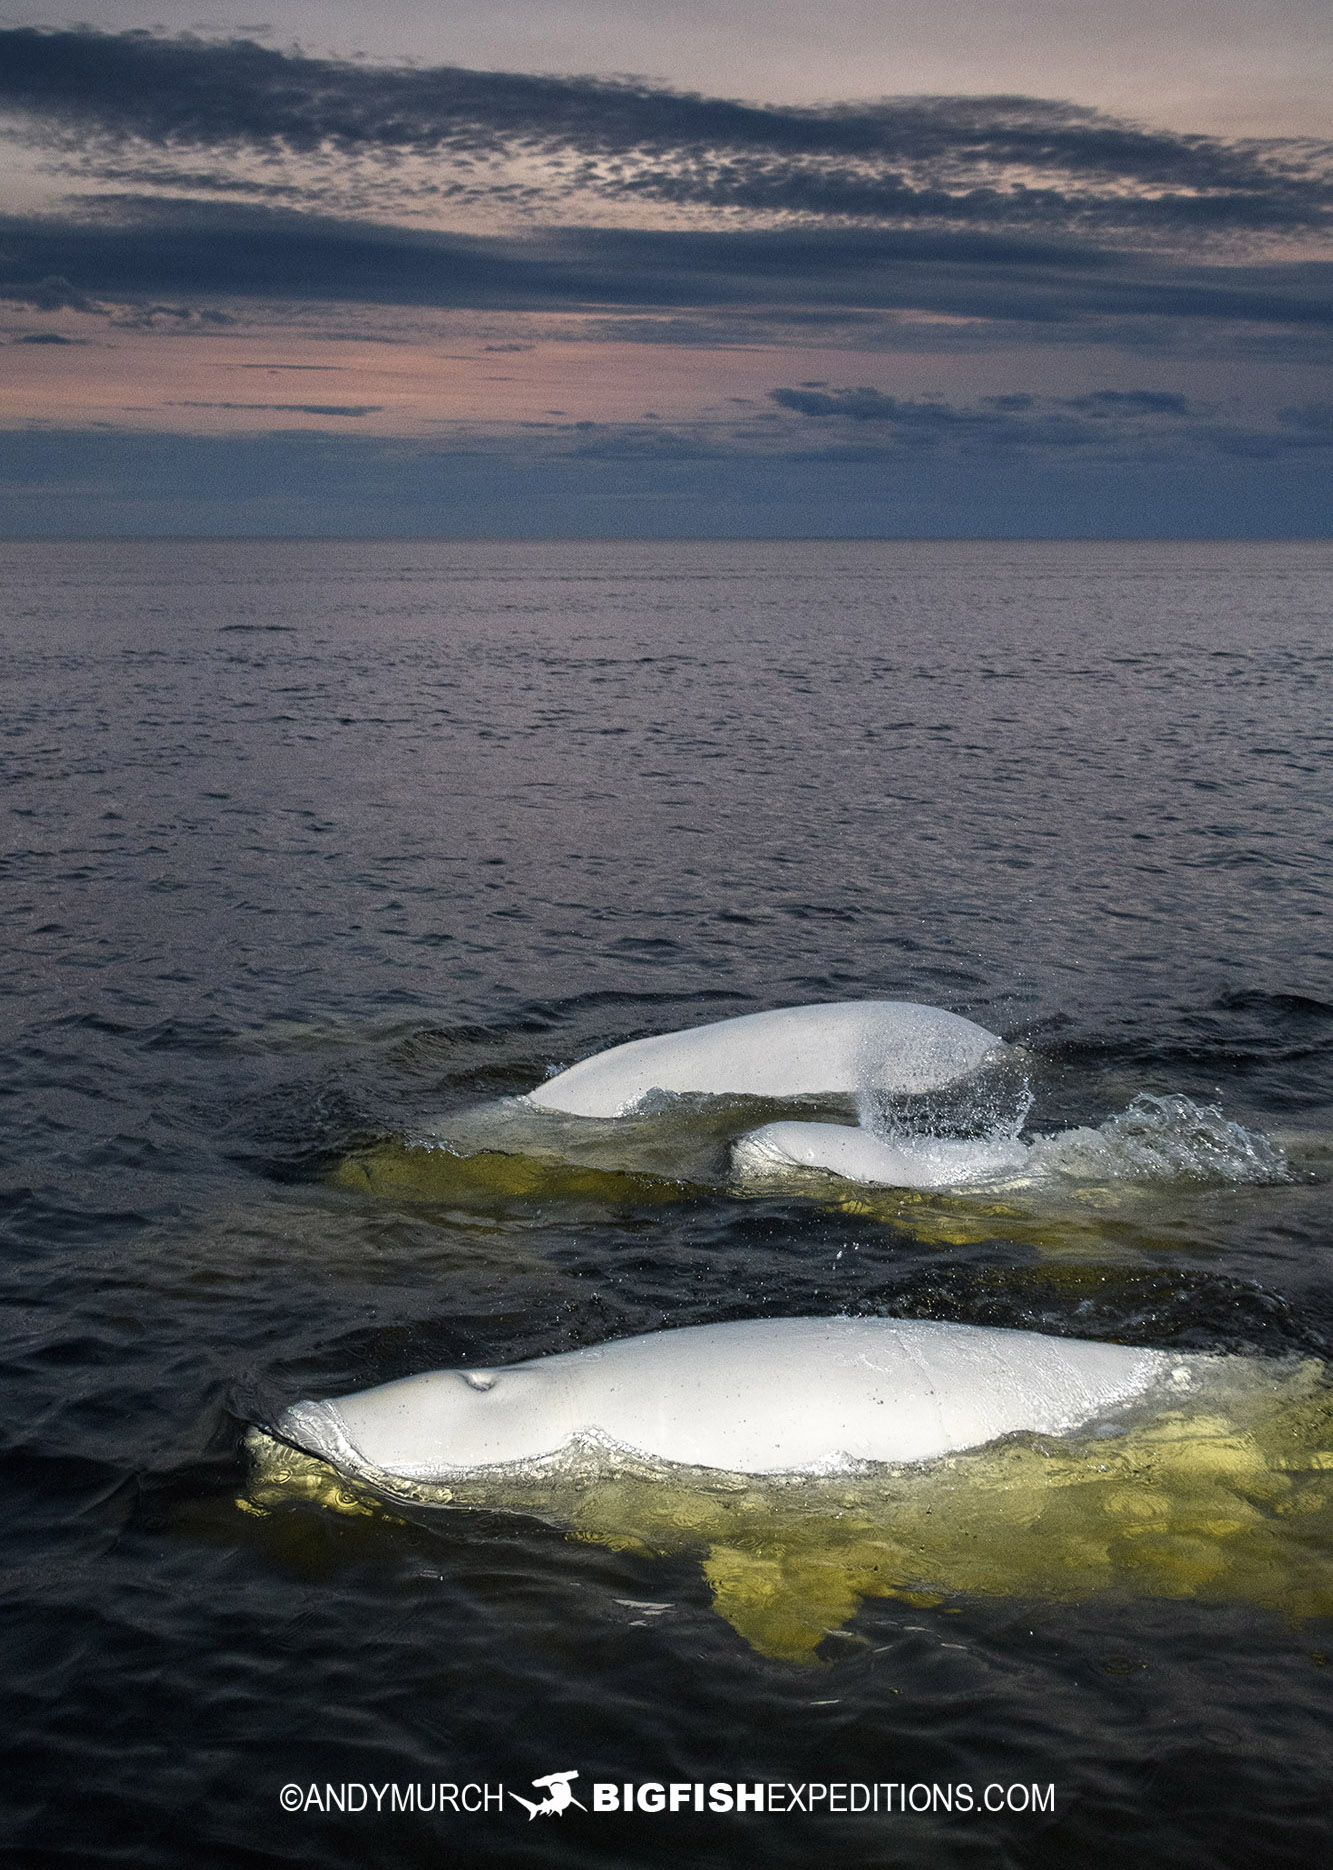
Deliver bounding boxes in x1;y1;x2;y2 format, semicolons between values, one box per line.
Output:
1027;1093;1289;1186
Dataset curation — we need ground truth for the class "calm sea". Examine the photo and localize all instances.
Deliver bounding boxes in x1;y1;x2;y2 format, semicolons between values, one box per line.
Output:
1;539;1331;1867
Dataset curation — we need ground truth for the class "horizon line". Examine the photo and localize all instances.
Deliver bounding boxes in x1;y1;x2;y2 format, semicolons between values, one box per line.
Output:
2;533;1330;546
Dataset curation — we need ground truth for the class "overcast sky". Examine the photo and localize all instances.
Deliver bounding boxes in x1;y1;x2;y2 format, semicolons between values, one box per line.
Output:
1;3;1330;535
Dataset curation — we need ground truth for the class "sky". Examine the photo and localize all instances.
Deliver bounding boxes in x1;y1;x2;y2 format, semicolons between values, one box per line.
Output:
1;2;1330;535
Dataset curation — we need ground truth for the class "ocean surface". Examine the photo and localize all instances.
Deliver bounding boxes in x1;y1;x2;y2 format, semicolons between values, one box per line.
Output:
1;537;1331;1868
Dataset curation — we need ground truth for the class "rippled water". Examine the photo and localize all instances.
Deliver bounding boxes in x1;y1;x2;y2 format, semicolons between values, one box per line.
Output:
2;539;1331;1867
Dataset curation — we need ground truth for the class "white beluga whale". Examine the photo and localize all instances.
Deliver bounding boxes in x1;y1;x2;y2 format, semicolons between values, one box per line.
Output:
730;1094;1292;1196
732;1121;1031;1191
250;1335;1333;1661
274;1317;1173;1482
522;1000;1005;1119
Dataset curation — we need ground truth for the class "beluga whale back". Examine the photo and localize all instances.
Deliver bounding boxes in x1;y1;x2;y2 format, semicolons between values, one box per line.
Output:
524;1000;1004;1118
275;1317;1173;1482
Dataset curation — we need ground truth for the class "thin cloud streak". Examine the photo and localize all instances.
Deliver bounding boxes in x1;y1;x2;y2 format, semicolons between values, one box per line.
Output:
165;400;383;415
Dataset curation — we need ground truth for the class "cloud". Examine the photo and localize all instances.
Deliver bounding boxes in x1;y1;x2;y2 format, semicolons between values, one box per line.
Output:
165;402;383;416
2;31;1330;375
0;269;239;337
768;385;1101;448
2;28;1331;243
1060;389;1194;414
0;273;102;311
766;384;1333;461
1;209;1330;346
1275;399;1333;432
772;386;966;420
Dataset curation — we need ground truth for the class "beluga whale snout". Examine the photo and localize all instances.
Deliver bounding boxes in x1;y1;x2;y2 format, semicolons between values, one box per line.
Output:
275;1317;1174;1483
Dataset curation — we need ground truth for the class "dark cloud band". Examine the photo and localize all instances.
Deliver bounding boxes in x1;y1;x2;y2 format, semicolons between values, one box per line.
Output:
1;210;1329;330
2;28;1331;239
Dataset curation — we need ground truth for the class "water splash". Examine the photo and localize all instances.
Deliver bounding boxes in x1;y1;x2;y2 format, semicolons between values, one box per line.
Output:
855;1048;1033;1148
735;1084;1289;1197
842;1068;1286;1193
1029;1094;1290;1188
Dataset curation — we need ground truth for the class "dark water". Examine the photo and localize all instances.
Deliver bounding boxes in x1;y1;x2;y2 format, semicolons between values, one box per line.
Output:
1;538;1331;1868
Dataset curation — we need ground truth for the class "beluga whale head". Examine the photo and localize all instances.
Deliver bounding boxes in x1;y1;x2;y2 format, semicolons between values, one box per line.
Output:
280;1364;578;1479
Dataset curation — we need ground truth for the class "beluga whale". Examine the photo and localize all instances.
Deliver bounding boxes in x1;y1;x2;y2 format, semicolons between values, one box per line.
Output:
522;1000;1005;1119
330;1000;1028;1209
273;1317;1173;1482
731;1122;1031;1191
249;1322;1333;1661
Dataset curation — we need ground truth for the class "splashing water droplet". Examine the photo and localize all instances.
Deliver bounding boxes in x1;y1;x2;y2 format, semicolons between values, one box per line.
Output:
1030;1093;1289;1187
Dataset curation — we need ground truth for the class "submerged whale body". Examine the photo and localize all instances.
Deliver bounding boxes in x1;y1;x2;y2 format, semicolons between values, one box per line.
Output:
276;1317;1171;1481
524;1000;1003;1119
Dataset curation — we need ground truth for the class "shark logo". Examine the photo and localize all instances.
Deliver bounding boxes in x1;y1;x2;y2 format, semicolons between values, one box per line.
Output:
509;1770;586;1820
